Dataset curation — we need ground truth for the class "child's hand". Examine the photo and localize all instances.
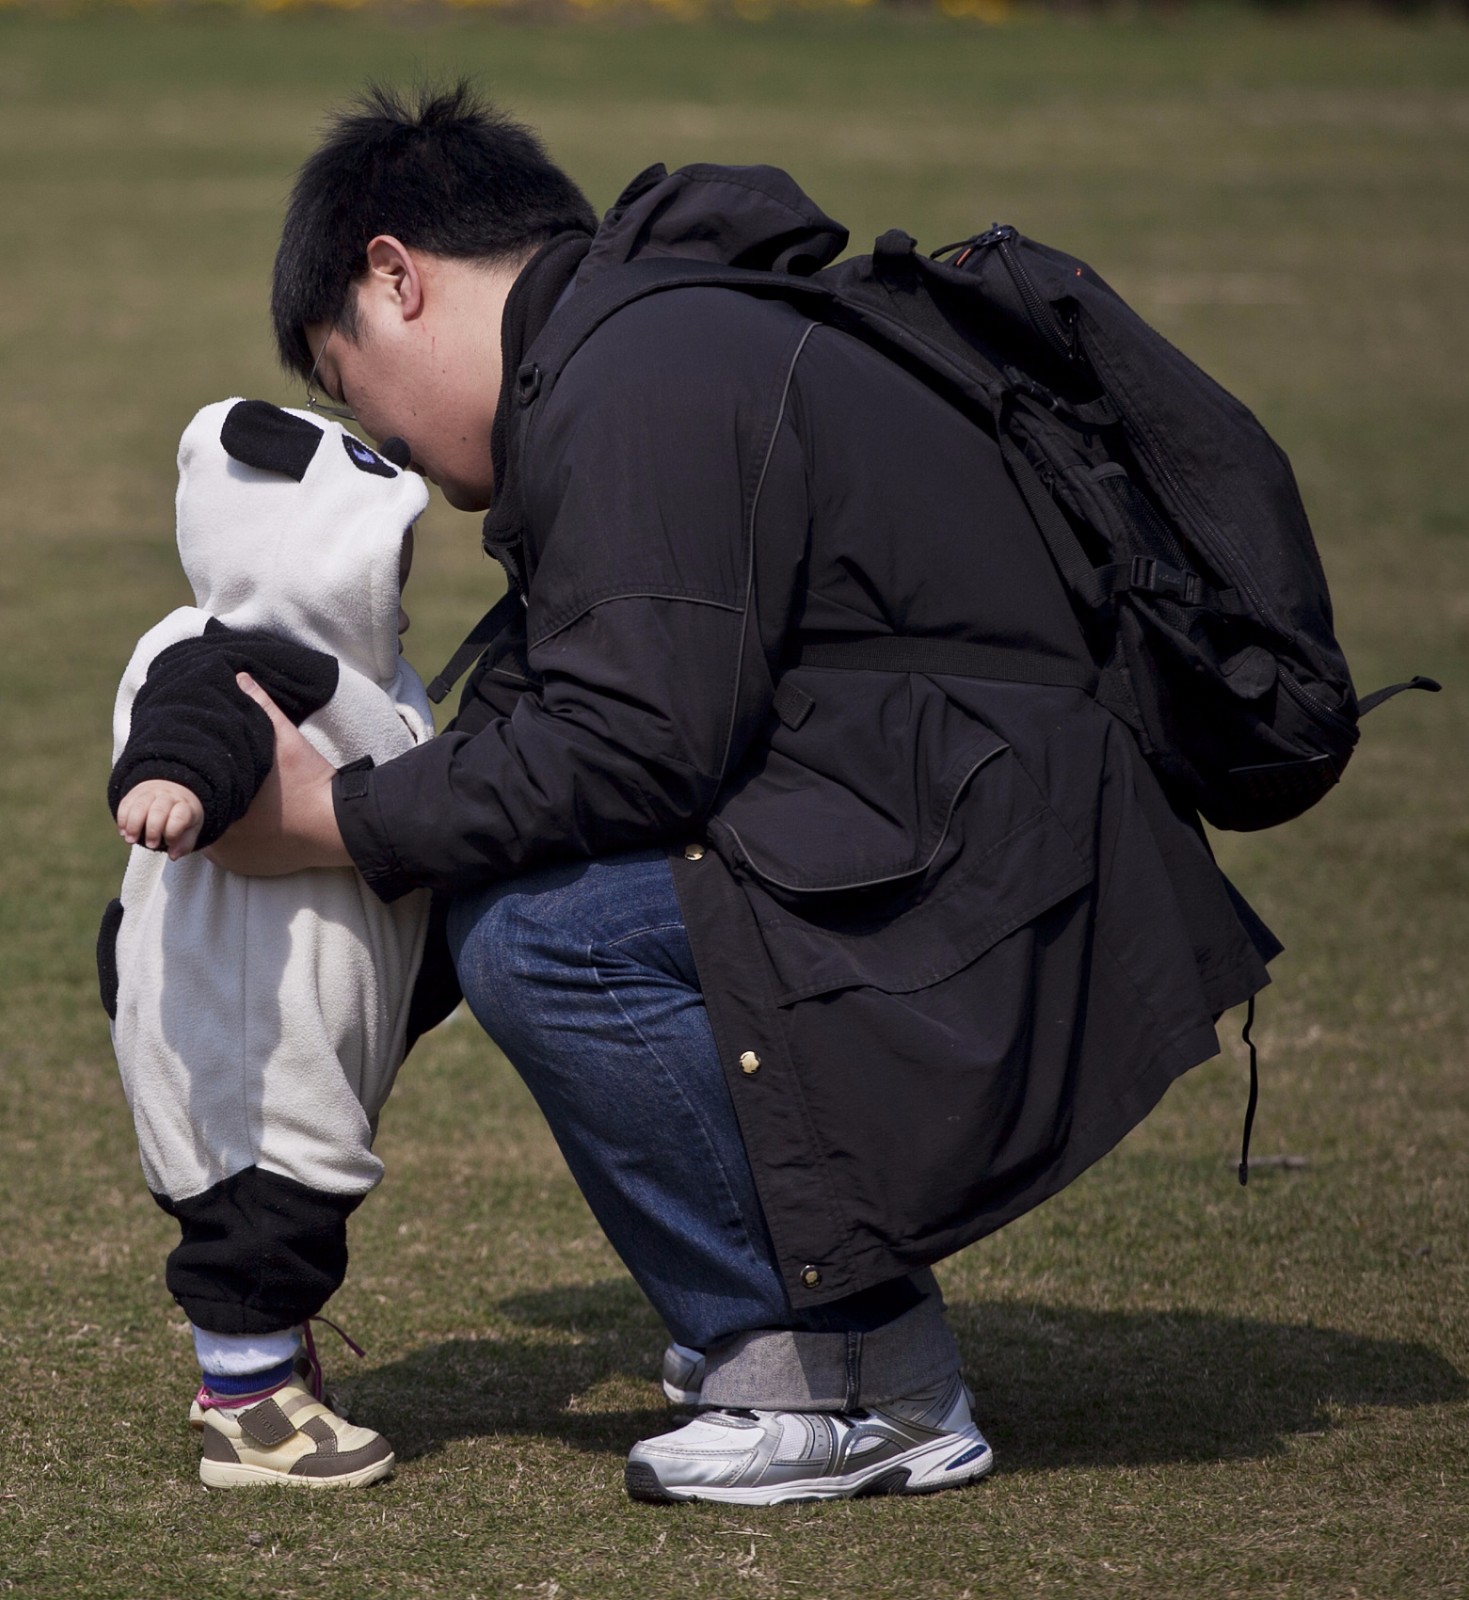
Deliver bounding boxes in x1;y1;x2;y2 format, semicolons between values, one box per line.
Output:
116;780;205;859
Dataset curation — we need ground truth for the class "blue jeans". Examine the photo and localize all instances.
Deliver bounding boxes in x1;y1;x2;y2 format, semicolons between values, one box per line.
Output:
447;850;924;1353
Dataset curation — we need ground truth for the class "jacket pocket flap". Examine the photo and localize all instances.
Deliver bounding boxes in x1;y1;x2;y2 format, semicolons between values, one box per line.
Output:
710;672;1012;892
746;754;1092;1003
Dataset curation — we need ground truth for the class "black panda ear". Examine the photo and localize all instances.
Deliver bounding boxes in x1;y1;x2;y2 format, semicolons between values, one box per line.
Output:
220;400;323;482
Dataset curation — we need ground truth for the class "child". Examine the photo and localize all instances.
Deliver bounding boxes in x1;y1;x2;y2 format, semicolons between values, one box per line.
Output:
100;397;433;1488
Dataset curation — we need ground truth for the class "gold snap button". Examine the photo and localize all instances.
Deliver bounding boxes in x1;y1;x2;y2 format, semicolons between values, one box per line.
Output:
683;843;706;861
739;1051;761;1075
801;1266;822;1289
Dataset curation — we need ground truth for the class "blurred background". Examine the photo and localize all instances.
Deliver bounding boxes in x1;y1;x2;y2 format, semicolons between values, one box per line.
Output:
1;6;1466;1596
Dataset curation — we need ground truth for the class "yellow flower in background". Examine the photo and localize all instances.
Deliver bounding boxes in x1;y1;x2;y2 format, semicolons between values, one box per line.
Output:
1;0;1013;14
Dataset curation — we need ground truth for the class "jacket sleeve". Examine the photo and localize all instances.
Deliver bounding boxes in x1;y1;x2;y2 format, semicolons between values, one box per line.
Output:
334;289;814;901
109;624;339;848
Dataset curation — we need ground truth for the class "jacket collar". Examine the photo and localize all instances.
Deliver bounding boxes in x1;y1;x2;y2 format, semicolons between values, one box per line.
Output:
482;230;593;587
482;165;849;582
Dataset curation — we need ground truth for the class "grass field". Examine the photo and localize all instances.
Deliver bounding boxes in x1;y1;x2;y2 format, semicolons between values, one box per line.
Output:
1;8;1467;1597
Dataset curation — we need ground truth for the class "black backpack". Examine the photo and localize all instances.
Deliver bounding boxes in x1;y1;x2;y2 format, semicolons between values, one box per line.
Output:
459;228;1436;834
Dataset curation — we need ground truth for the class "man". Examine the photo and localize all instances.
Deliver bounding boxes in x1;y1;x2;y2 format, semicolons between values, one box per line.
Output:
212;83;1277;1505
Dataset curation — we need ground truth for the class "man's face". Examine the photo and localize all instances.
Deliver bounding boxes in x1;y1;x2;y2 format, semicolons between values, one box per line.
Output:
305;247;508;513
307;319;495;513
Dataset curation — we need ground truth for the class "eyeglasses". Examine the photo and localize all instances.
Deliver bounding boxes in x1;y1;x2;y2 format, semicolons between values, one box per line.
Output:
304;329;357;423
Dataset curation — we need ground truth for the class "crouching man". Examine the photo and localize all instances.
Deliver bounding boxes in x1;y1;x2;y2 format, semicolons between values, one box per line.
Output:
210;83;1277;1504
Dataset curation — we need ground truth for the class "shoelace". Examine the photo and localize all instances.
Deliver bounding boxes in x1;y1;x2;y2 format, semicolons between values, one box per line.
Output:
300;1313;366;1400
195;1314;367;1413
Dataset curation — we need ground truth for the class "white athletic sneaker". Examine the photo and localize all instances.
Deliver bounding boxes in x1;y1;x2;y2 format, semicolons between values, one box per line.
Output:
625;1372;993;1504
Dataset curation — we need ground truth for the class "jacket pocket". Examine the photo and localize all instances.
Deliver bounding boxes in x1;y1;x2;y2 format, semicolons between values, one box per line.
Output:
711;669;1017;892
714;677;1093;1002
97;898;124;1021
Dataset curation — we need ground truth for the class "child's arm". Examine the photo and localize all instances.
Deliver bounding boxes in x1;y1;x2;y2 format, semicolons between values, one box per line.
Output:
110;623;339;851
115;778;206;860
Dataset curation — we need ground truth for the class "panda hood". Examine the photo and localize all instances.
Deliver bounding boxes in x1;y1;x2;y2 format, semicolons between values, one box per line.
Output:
175;399;430;691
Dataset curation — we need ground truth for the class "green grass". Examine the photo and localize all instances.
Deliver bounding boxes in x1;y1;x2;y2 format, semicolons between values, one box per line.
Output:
1;9;1467;1597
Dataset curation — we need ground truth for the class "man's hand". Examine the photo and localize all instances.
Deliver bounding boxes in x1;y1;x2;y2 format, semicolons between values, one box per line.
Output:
202;673;353;876
116;779;205;860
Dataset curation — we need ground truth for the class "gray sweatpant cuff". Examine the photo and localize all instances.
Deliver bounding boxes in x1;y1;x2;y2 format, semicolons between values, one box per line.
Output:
698;1276;961;1411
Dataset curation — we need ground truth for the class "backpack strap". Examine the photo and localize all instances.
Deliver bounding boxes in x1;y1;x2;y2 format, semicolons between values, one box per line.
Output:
1093;555;1247;615
516;254;1007;423
513;257;840;413
1356;675;1441;716
989;389;1112;612
426;589;525;706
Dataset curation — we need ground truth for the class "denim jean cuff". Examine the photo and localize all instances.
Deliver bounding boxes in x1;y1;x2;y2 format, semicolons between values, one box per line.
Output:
698;1281;960;1410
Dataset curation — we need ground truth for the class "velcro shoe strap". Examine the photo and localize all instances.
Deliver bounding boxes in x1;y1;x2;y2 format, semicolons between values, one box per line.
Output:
301;1416;340;1456
237;1398;298;1448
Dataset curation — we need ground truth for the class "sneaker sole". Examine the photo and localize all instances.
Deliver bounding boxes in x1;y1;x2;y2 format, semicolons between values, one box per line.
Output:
200;1452;396;1491
626;1432;994;1506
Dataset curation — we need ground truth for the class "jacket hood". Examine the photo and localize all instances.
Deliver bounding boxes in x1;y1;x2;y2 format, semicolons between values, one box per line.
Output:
577;163;849;284
482;166;848;587
176;399;429;690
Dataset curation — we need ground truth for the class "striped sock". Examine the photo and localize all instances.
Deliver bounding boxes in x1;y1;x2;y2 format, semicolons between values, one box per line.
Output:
201;1356;296;1399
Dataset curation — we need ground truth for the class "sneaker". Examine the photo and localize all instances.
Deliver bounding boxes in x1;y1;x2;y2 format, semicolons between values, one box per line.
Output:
625;1373;993;1505
198;1377;394;1490
660;1342;707;1406
189;1316;360;1430
188;1353;340;1430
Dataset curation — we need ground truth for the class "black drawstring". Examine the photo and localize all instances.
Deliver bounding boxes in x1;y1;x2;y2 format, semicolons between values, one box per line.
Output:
1238;994;1259;1186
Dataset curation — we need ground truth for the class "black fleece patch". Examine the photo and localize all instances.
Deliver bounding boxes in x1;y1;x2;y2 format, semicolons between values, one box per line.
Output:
154;1166;364;1334
220;399;323;482
108;625;339;847
96;898;124;1021
341;432;397;478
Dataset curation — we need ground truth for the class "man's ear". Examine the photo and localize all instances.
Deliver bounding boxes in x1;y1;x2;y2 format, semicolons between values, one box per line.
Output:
363;235;426;324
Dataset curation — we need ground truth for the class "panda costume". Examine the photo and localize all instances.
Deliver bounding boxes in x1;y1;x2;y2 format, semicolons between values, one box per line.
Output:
100;399;433;1483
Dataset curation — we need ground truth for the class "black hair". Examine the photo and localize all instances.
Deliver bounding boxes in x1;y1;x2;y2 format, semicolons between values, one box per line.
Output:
271;81;597;379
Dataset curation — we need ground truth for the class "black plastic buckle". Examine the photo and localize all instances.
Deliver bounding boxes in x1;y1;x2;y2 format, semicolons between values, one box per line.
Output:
1002;365;1061;412
516;363;543;406
1130;556;1200;605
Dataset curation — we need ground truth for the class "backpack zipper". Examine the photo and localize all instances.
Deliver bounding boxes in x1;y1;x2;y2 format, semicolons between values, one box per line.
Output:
979;226;1296;645
975;225;1073;359
1276;663;1355;732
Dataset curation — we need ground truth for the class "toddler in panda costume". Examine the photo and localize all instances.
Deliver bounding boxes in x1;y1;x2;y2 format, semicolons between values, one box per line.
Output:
102;398;434;1489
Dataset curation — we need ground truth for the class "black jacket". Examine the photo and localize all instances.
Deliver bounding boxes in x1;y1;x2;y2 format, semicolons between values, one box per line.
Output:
334;165;1277;1306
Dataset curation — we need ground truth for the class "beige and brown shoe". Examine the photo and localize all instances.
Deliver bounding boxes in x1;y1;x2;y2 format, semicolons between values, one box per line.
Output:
198;1379;394;1489
188;1356;341;1431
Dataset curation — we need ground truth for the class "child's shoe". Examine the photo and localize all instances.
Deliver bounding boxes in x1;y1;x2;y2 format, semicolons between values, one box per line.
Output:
190;1316;357;1430
188;1354;339;1430
198;1376;394;1489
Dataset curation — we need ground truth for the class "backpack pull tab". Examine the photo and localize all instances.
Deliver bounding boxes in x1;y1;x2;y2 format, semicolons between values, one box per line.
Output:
1357;675;1441;716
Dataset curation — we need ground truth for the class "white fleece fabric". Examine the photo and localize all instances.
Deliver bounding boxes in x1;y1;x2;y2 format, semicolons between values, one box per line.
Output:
110;399;434;1204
